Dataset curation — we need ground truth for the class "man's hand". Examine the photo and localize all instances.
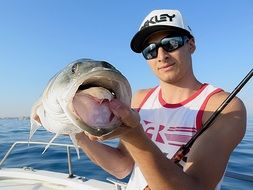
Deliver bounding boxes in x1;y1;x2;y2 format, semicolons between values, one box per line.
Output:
81;98;142;141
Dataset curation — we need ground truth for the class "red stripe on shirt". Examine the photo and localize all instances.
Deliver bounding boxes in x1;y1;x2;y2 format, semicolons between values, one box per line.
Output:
196;88;223;131
165;133;193;143
136;86;158;113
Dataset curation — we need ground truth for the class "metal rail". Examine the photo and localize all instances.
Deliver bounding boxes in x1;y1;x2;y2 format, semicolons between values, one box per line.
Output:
0;141;76;178
225;171;253;182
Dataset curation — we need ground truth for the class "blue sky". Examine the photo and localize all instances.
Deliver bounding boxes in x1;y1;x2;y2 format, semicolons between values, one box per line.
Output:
0;0;252;118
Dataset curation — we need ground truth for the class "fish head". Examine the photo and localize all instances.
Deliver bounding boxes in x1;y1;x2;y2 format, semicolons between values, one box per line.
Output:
36;58;132;136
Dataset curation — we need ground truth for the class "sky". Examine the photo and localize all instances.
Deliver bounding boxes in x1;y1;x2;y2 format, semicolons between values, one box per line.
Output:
0;0;252;118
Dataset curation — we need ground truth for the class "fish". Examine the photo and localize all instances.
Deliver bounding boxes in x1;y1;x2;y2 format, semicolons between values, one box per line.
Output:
30;58;132;157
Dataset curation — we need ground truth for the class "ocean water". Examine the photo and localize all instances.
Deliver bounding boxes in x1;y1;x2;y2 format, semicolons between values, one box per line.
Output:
0;118;252;189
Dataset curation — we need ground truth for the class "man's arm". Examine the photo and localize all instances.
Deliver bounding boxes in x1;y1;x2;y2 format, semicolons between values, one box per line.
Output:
75;132;134;179
110;91;246;190
185;92;247;189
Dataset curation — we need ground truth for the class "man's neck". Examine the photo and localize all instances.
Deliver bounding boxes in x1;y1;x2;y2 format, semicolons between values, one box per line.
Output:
159;79;202;104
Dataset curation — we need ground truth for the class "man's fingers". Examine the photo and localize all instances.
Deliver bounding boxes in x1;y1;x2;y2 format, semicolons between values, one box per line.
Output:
109;99;140;127
83;131;99;141
98;126;125;141
109;99;129;118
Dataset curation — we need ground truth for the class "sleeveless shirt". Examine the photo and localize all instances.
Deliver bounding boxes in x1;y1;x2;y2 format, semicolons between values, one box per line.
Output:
126;83;223;190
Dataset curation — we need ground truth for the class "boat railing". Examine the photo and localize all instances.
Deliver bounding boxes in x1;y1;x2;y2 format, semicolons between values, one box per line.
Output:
0;140;79;178
225;171;253;183
0;140;128;190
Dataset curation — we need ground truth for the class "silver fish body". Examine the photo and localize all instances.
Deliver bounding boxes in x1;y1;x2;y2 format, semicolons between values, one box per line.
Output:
30;59;132;154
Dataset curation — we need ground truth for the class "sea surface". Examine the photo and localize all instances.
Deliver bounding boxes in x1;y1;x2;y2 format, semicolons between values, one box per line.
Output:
0;118;252;189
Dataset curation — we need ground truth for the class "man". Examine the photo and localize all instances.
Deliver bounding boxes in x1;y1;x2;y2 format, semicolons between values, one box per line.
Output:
76;9;246;190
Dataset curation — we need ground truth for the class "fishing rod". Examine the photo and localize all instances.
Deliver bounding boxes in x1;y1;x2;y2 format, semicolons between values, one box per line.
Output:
171;69;253;164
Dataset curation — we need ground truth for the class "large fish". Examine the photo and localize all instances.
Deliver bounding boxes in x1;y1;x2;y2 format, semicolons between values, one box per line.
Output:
30;58;132;156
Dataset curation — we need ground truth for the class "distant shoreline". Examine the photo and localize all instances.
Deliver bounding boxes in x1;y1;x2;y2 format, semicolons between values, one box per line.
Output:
0;116;30;120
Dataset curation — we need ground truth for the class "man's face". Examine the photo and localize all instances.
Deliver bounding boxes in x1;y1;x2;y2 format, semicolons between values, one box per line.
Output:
143;31;196;84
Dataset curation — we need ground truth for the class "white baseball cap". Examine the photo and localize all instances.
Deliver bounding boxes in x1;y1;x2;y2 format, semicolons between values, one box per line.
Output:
130;9;194;53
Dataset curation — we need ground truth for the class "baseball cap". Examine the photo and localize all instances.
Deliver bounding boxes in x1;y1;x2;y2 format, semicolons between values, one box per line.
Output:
130;9;194;53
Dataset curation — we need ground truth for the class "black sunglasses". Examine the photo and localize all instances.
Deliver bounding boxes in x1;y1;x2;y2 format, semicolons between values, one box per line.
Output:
142;36;189;60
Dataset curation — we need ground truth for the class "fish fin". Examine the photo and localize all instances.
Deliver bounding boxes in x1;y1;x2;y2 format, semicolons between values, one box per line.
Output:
42;133;59;155
69;133;80;159
29;122;41;142
29;101;43;143
28;122;41;147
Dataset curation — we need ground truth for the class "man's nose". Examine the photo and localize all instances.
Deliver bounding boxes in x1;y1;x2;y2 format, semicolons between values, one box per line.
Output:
157;47;170;61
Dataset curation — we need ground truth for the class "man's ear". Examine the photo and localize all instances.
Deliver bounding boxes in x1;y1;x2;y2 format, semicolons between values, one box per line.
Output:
188;38;196;53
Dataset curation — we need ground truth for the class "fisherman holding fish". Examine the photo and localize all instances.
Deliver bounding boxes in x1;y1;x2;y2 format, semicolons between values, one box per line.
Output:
74;9;246;190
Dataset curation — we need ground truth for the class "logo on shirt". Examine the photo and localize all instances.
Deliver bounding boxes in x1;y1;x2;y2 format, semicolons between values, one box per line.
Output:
142;120;197;147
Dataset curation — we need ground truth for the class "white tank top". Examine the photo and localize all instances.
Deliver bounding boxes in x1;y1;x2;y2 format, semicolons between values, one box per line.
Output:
126;84;223;190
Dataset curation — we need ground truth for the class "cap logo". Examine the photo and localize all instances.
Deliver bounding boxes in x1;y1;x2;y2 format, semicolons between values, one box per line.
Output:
141;14;176;29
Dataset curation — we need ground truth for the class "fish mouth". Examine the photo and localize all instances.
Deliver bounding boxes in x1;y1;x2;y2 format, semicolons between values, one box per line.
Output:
77;78;116;97
75;68;131;105
70;70;131;136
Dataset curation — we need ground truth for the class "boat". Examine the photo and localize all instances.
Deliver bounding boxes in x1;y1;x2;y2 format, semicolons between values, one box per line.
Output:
0;140;252;190
0;141;127;190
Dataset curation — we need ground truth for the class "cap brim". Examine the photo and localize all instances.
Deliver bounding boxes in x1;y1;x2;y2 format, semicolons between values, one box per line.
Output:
130;25;192;53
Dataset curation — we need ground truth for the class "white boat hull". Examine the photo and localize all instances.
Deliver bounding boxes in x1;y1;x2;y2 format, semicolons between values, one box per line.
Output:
0;167;115;190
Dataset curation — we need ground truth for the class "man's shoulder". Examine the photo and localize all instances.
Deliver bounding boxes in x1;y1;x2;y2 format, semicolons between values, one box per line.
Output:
131;88;156;108
205;90;245;113
203;90;246;133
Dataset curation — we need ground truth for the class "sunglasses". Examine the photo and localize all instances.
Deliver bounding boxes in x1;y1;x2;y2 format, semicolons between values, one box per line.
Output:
142;36;189;60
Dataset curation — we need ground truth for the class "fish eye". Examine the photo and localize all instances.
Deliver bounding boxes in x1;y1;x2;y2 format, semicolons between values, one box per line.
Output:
71;63;79;74
111;91;116;98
